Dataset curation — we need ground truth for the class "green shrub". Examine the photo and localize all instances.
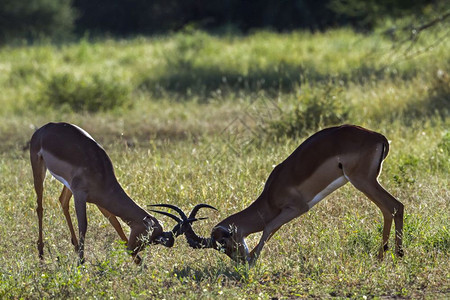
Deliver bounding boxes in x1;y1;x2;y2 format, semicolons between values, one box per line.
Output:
8;63;45;85
268;83;351;138
39;72;131;112
0;0;75;44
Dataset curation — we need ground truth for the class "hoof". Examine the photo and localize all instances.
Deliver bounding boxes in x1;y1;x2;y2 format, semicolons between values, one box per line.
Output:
133;255;142;265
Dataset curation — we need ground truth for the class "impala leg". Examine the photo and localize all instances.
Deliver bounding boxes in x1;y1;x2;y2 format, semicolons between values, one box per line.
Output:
369;183;403;259
31;152;46;259
127;229;144;265
267;225;282;242
73;191;88;264
379;212;393;259
35;183;45;259
97;206;128;242
342;143;404;259
393;200;404;257
58;186;79;251
96;206;142;264
347;176;403;259
249;206;303;265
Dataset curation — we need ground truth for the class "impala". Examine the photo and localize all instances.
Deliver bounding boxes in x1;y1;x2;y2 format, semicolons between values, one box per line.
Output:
174;125;404;264
30;122;211;264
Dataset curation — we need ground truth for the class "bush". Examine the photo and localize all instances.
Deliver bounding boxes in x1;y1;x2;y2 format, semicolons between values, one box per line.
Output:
329;0;436;29
39;72;131;112
0;0;75;44
268;83;351;138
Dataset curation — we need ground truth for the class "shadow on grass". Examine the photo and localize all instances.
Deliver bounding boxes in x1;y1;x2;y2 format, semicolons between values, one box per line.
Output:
139;62;313;100
138;60;419;101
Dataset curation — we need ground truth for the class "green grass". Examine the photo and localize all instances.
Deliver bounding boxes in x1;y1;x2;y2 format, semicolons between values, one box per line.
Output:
0;27;448;298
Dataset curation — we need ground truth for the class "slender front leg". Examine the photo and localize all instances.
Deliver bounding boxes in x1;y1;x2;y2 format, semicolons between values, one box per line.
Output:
97;206;141;264
249;206;303;265
74;192;88;264
127;228;145;265
58;186;79;251
97;206;128;242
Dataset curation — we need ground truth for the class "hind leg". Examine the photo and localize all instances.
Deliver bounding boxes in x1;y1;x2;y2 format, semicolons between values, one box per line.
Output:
30;151;46;259
379;211;393;259
352;179;403;259
343;146;403;259
393;200;404;257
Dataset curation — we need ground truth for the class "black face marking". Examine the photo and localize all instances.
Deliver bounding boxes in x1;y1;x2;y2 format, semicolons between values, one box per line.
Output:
338;163;343;169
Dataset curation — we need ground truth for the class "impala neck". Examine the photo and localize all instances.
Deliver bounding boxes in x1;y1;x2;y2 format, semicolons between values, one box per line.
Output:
217;192;278;237
102;182;149;227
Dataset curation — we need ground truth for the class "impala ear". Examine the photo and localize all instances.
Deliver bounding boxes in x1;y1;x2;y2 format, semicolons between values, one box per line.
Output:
143;215;155;230
223;228;232;238
213;226;232;241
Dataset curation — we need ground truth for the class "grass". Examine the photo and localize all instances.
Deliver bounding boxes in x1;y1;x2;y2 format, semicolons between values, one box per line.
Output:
0;26;448;298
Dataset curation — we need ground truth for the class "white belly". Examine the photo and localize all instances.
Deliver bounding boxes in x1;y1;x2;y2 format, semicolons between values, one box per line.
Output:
49;170;72;191
307;176;348;209
39;148;75;192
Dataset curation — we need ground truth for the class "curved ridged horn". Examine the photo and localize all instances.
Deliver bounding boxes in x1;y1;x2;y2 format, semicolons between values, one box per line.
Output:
149;209;182;223
150;204;188;220
150;204;190;236
149;203;218;244
182;204;218;249
188;204;218;219
150;204;203;237
170;217;207;237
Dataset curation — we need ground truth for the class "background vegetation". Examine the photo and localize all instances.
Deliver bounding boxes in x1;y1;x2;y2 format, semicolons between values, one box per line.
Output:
0;2;449;299
1;0;448;43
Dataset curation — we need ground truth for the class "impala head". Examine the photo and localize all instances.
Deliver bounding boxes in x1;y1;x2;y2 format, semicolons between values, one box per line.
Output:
142;215;175;247
209;224;249;263
149;203;217;249
166;206;249;263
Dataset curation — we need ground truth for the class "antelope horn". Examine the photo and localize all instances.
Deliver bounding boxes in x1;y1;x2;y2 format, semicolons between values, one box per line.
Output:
149;203;217;243
171;217;207;237
181;203;219;249
150;204;188;220
149;210;182;223
188;203;218;219
150;204;206;237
